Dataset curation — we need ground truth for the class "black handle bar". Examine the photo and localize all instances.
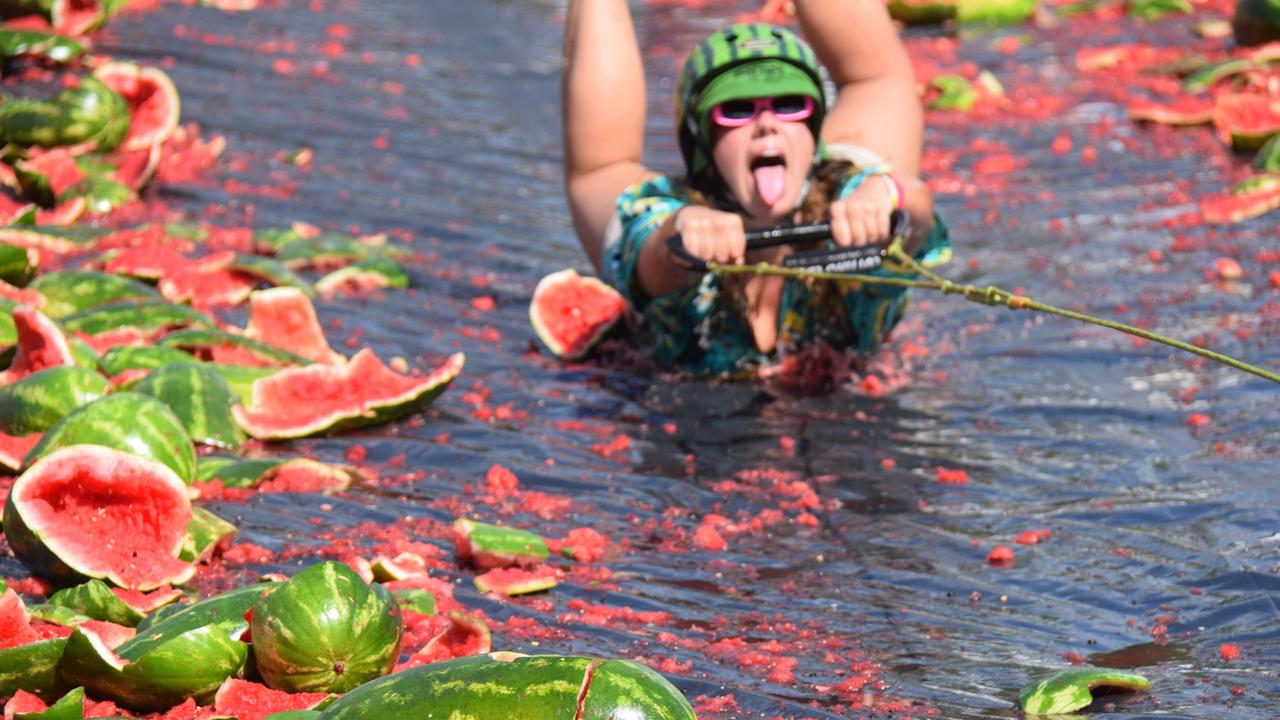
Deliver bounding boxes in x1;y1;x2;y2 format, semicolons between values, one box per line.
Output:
665;209;909;274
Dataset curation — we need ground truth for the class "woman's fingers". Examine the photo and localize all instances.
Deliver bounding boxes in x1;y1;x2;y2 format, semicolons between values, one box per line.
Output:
830;191;894;247
672;207;745;265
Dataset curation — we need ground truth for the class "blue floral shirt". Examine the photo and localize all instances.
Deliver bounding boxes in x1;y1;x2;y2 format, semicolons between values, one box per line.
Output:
602;170;951;376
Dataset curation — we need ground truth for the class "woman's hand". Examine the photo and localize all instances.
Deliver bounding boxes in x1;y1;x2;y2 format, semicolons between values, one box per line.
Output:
668;205;747;266
828;175;896;247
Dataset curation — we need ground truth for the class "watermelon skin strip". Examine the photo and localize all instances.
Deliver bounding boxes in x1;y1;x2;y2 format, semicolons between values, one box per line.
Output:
232;349;464;439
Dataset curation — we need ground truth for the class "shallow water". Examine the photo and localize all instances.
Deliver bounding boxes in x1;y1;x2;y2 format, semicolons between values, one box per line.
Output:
11;0;1279;717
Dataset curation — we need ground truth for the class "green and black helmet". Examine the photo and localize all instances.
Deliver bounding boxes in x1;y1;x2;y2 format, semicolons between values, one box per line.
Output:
675;23;827;182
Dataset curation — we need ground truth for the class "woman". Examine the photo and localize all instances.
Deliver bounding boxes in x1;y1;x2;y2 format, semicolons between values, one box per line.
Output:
561;0;950;375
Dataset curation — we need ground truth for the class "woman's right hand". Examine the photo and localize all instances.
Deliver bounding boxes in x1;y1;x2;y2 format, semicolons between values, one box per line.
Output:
668;205;746;267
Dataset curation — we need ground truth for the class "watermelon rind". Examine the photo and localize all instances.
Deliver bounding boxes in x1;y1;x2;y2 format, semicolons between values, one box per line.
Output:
251;561;404;693
390;588;436;616
179;506;238;563
529;269;626;360
228;254;314;295
232;349;464;439
1;306;76;381
242;287;344;366
16;685;83;720
98;345;195;377
30;270;161;319
474;567;559;596
134;582;276;634
1213;93;1280;151
314;258;409;296
25;602;92;627
58;618;249;712
0;28;84;63
886;0;956;24
60;299;214;336
0;638;67;701
0;242;35;287
48;579;147;626
0;365;109;435
956;0;1036;25
264;712;323;720
133;361;246;449
206;363;280;405
0;226;105;255
454;517;549;569
196;455;283;487
3;445;194;590
26;392;198;483
1257;134;1280;172
1019;667;1152;714
316;654;591;720
0;78;128;151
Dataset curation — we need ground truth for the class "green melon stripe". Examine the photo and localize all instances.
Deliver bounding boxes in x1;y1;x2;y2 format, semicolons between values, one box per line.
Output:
0;638;65;700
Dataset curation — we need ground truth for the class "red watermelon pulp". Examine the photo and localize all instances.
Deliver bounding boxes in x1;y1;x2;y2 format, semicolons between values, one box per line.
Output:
232;349;465;439
93;62;181;152
0;306;76;384
2;445;195;590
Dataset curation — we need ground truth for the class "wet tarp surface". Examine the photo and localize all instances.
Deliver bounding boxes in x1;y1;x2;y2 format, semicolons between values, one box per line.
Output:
6;0;1279;717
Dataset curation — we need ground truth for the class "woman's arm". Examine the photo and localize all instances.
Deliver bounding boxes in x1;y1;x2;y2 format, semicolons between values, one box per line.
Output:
561;0;653;271
795;0;935;250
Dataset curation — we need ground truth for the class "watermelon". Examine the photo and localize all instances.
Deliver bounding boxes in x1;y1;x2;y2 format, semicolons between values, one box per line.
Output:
6;685;83;719
98;345;196;377
0;226;103;255
135;582;276;634
0;306;75;384
26;392;198;483
453;518;549;570
274;234;403;271
0;365;109;435
0;77;129;151
956;0;1036;25
254;458;357;494
0;429;42;472
0;28;84;63
57;616;247;711
179;506;238;563
231;348;464;439
928;75;978;112
213;679;332;720
93;62;181;152
0;637;66;701
474;566;560;596
251;561;404;693
226;254;314;295
132;361;246;449
1200;184;1280;223
1213;94;1280;151
1019;667;1151;714
1257;134;1280;171
47;579;157;627
60;300;215;337
0;243;35;287
529;269;627;360
405;611;491;667
30;270;162;320
15;147;87;209
314;258;408;297
0;588;40;649
2;445;195;590
1234;0;1280;45
242;287;344;365
316;653;696;720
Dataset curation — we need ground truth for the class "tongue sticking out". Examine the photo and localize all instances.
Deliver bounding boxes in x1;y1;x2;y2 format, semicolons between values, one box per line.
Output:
753;164;787;208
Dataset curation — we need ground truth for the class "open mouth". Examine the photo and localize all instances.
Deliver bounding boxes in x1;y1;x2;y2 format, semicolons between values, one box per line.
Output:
751;153;788;208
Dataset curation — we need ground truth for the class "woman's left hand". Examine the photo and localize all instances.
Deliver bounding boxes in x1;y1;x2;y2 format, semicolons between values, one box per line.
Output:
828;175;896;247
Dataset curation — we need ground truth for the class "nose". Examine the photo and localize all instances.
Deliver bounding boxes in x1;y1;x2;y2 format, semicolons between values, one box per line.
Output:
753;109;781;134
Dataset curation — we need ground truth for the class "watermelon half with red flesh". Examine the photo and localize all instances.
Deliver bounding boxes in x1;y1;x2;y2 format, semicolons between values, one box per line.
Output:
529;269;627;360
242;287;343;365
93;62;181;152
212;678;332;720
1214;93;1280;150
0;306;76;384
1;444;195;590
232;349;465;439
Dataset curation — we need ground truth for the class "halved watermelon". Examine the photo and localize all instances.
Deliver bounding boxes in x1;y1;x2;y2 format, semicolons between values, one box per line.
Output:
474;566;560;596
242;287;343;365
0;306;76;385
1201;184;1280;222
1128;95;1215;126
401;611;491;668
231;349;464;439
529;269;627;360
93;62;180;152
1;444;195;590
212;679;331;720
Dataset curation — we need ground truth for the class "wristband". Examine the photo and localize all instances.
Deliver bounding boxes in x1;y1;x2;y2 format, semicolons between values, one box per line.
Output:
880;173;904;210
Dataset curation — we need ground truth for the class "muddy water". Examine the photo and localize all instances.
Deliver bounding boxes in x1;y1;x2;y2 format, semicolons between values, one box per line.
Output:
44;0;1280;717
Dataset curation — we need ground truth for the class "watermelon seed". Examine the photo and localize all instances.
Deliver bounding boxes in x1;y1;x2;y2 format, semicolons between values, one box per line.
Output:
333;661;346;674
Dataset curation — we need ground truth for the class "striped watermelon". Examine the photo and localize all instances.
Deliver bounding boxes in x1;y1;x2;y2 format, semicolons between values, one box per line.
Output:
231;349;464;439
93;62;181;152
0;306;76;384
529;269;626;360
316;653;696;720
1019;667;1152;714
0;365;109;435
453;518;549;570
26;392;197;482
132;361;246;449
2;445;194;590
251;561;404;693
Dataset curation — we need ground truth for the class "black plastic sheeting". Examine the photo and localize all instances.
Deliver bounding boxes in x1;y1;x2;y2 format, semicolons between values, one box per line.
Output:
5;0;1278;718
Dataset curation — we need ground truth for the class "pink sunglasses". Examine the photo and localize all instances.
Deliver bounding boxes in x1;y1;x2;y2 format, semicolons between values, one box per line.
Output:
710;95;815;128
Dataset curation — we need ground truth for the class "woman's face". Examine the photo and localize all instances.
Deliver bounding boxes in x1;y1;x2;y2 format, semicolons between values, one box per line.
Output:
710;97;816;221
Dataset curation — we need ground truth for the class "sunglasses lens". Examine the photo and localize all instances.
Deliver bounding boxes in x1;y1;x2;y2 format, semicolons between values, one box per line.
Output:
772;95;809;116
718;100;757;120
